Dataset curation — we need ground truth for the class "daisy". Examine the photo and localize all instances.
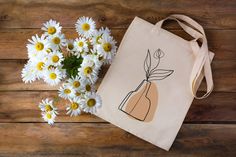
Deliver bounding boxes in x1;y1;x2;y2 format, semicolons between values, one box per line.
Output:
43;68;62;86
83;79;95;93
39;98;58;115
66;39;77;53
57;65;67;79
78;60;99;84
91;27;111;46
82;54;102;70
47;33;66;50
47;50;64;66
30;55;47;79
75;16;96;38
58;83;76;99
27;34;49;58
41;19;62;36
67;76;84;90
66;97;84;116
97;34;117;64
21;61;37;83
74;37;88;54
82;92;102;114
42;111;56;125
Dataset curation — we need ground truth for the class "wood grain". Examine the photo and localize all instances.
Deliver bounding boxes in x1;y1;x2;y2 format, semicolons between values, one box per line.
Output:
0;0;236;29
0;60;235;92
0;91;235;123
0;29;235;60
0;123;235;157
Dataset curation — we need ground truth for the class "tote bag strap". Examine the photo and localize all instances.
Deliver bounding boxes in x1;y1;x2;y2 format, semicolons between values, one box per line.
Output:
154;14;214;99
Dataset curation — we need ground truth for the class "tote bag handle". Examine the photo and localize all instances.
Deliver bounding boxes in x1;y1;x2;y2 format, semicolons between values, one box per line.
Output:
155;14;214;99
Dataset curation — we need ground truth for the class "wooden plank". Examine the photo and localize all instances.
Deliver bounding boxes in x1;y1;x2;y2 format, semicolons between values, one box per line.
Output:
0;91;235;122
0;123;235;156
0;59;235;92
0;29;235;60
0;0;236;29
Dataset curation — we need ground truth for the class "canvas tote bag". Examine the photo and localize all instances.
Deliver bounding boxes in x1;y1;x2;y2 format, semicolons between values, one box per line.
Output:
95;14;214;151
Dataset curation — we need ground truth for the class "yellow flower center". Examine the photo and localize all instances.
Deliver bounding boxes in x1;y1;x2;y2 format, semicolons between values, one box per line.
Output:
46;113;52;119
48;27;56;35
73;81;80;88
35;42;44;51
96;36;101;44
68;43;74;50
36;62;44;71
64;89;71;94
49;73;57;80
78;41;84;47
45;105;53;112
82;23;90;31
103;43;112;52
71;102;79;110
87;98;96;107
52;55;59;63
84;67;92;75
52;37;61;45
85;84;91;92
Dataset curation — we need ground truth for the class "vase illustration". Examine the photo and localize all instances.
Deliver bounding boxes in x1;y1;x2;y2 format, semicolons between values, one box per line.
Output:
118;49;174;122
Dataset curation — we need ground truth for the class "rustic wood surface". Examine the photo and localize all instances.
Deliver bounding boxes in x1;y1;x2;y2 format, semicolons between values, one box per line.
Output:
0;0;235;156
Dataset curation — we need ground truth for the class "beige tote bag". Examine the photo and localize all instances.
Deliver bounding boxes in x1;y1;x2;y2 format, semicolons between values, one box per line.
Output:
95;14;214;151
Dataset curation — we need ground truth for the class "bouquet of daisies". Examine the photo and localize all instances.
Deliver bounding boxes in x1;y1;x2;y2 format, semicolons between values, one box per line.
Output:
22;17;117;125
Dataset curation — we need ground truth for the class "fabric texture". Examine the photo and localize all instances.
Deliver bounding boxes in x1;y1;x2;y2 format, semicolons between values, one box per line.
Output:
95;14;214;151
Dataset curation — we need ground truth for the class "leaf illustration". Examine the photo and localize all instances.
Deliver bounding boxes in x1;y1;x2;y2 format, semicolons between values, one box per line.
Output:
144;50;151;78
148;69;174;81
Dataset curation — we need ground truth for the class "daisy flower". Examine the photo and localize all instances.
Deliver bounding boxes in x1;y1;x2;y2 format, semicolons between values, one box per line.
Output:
42;111;56;125
91;27;111;46
97;34;117;64
78;60;99;84
47;50;64;66
27;34;49;58
67;76;84;90
21;61;37;83
82;92;102;114
74;37;89;53
83;79;95;93
43;68;63;86
41;19;62;36
58;83;76;99
82;54;102;70
30;56;47;79
75;16;96;38
39;98;58;115
66;97;84;116
47;33;66;50
66;39;76;53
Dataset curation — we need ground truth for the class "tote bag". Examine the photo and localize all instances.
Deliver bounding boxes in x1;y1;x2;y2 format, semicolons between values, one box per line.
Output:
95;14;214;151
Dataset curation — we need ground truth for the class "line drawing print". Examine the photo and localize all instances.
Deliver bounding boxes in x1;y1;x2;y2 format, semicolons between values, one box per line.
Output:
118;49;174;122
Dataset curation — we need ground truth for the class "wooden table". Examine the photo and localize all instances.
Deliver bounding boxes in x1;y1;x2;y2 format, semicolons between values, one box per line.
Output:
0;0;235;156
